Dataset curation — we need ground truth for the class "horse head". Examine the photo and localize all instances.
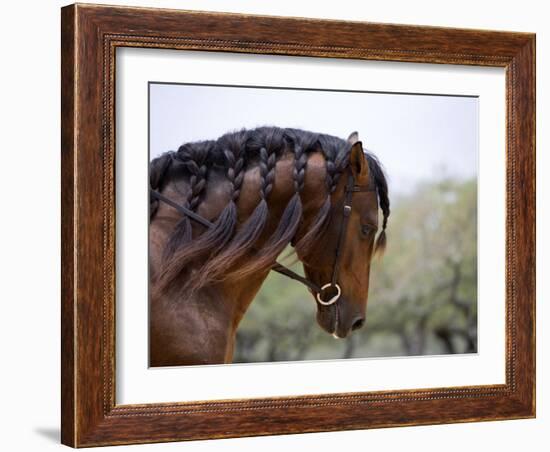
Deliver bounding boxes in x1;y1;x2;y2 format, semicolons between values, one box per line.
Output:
297;132;389;338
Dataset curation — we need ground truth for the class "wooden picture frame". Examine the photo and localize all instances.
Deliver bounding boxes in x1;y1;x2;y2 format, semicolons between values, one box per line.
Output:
61;3;535;447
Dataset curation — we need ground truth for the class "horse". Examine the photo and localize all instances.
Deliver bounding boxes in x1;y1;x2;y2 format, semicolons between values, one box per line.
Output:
149;127;389;366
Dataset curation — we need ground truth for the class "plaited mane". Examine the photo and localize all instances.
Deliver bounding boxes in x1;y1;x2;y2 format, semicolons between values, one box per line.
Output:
150;126;389;296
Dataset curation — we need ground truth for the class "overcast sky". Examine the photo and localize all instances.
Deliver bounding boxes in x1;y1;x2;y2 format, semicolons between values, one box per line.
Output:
149;83;478;195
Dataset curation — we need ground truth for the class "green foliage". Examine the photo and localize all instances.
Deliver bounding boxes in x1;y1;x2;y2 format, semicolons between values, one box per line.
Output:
234;178;478;363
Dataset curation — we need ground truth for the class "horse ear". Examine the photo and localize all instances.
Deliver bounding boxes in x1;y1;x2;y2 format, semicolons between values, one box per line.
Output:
350;141;368;178
347;131;359;145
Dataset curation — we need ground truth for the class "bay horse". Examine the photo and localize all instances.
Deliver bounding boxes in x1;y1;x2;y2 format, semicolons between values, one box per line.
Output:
149;127;389;366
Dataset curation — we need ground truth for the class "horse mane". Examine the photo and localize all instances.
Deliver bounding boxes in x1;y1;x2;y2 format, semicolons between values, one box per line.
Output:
150;126;390;297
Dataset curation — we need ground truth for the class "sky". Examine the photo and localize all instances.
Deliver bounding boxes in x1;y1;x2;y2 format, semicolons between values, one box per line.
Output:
149;83;478;195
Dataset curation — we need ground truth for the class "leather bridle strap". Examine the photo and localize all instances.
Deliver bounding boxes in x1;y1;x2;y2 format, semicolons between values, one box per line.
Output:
150;190;214;229
271;263;321;293
315;175;353;305
331;174;355;287
315;174;376;306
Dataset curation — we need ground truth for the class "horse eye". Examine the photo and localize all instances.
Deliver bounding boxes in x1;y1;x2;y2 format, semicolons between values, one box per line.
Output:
361;224;373;236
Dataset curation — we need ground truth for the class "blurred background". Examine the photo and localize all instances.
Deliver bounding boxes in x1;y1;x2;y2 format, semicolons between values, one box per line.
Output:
234;178;477;362
150;83;478;362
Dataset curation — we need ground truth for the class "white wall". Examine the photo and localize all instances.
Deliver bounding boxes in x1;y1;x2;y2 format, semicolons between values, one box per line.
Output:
1;1;545;451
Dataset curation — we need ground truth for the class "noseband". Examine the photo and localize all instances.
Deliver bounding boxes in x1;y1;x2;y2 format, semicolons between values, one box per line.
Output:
150;169;376;307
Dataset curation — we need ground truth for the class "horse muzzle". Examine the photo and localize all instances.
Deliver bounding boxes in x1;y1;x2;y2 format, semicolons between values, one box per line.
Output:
316;299;366;339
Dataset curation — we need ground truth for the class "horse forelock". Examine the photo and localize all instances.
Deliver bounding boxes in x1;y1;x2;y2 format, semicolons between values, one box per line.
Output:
150;127;388;297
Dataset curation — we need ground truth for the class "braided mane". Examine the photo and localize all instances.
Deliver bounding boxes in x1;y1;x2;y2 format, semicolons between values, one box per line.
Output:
150;126;389;296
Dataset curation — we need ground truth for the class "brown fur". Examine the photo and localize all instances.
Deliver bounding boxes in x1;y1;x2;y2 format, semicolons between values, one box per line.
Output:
149;127;389;365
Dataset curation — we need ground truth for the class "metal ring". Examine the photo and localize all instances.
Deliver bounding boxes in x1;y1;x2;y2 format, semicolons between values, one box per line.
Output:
316;283;341;306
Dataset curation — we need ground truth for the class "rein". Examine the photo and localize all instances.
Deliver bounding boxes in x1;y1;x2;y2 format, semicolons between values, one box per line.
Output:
150;171;375;306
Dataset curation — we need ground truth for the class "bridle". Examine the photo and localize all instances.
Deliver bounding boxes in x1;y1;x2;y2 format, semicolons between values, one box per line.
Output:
310;172;376;305
150;168;376;307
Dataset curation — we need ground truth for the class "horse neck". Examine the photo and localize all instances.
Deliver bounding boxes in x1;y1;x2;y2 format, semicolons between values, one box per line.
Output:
149;150;329;365
149;277;267;366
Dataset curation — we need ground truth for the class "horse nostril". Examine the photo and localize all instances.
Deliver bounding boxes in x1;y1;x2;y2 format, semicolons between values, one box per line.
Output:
351;317;365;331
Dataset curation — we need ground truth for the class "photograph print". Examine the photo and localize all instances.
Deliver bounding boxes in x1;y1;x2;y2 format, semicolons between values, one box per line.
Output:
148;83;478;367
